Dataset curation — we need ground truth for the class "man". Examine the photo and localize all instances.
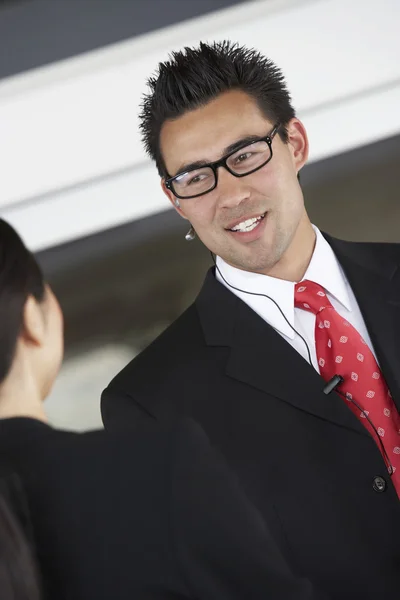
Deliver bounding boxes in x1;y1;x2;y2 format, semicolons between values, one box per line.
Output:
0;218;323;600
102;41;400;598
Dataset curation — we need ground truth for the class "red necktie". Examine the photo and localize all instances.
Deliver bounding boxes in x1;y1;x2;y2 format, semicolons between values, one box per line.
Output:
295;280;400;497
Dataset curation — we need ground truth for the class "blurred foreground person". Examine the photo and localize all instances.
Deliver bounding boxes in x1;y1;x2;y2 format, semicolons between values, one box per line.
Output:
0;218;325;599
0;491;42;600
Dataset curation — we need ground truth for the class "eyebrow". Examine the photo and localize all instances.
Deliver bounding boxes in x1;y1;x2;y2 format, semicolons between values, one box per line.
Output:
173;134;264;177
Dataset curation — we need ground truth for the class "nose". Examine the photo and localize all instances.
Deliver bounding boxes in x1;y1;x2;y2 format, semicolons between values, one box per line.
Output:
216;167;251;209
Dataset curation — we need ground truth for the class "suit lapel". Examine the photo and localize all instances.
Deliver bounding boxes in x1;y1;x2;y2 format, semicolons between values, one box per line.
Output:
326;235;400;412
197;235;400;426
196;270;368;436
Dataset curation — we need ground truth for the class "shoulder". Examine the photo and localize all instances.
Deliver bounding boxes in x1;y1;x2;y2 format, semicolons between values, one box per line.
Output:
73;419;207;462
2;418;208;497
346;239;400;260
325;233;400;272
0;419;214;595
106;302;206;391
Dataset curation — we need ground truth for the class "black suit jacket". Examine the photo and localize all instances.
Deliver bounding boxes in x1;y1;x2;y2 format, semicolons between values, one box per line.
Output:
102;235;400;599
0;417;322;600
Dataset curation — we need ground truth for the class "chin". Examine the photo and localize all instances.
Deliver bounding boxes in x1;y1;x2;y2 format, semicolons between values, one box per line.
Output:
234;250;277;274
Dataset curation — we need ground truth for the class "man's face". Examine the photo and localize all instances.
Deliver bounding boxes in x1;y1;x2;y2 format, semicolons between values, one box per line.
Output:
160;89;310;276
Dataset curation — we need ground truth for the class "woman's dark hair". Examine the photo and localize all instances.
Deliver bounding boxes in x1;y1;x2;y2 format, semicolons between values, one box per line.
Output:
139;40;296;177
0;219;45;385
0;491;41;600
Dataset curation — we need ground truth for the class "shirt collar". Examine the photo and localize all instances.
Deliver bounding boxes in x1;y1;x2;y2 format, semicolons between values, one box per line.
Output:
215;226;352;339
303;227;352;312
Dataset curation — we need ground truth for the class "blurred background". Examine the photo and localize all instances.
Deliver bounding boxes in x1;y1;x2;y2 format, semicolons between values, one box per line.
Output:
0;0;399;430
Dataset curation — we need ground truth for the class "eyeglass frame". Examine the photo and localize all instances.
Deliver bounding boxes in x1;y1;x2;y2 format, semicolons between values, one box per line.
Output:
164;123;281;200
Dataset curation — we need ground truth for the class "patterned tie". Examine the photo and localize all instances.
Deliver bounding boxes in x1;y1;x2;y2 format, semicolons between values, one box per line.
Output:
295;280;400;497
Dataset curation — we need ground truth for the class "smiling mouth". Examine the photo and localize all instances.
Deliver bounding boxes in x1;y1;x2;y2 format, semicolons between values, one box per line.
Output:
228;213;266;233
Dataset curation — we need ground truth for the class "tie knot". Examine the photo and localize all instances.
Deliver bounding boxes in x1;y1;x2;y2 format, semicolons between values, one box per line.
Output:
294;280;331;315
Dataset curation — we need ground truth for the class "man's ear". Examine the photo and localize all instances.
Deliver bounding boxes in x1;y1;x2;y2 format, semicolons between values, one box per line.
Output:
161;179;188;220
22;295;46;347
286;118;309;174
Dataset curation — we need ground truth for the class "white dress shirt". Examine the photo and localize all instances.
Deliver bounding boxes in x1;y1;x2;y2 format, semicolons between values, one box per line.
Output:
216;226;377;372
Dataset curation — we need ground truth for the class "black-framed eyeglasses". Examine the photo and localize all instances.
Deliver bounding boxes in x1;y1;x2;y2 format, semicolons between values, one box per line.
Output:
165;123;280;200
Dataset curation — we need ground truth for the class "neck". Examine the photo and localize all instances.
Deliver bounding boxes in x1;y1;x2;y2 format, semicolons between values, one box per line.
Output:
0;369;47;424
265;214;316;282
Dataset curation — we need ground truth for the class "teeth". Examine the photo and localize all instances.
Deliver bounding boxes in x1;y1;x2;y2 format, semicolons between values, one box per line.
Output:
231;214;263;232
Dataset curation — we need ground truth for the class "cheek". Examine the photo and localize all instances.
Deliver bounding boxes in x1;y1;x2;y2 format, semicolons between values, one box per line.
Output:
249;165;279;195
51;301;64;353
182;196;217;226
57;301;64;333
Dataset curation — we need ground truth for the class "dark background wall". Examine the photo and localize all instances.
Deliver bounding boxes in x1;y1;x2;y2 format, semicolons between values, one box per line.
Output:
0;0;246;80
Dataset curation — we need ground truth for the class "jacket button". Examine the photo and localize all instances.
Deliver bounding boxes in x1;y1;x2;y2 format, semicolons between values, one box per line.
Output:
372;476;387;493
